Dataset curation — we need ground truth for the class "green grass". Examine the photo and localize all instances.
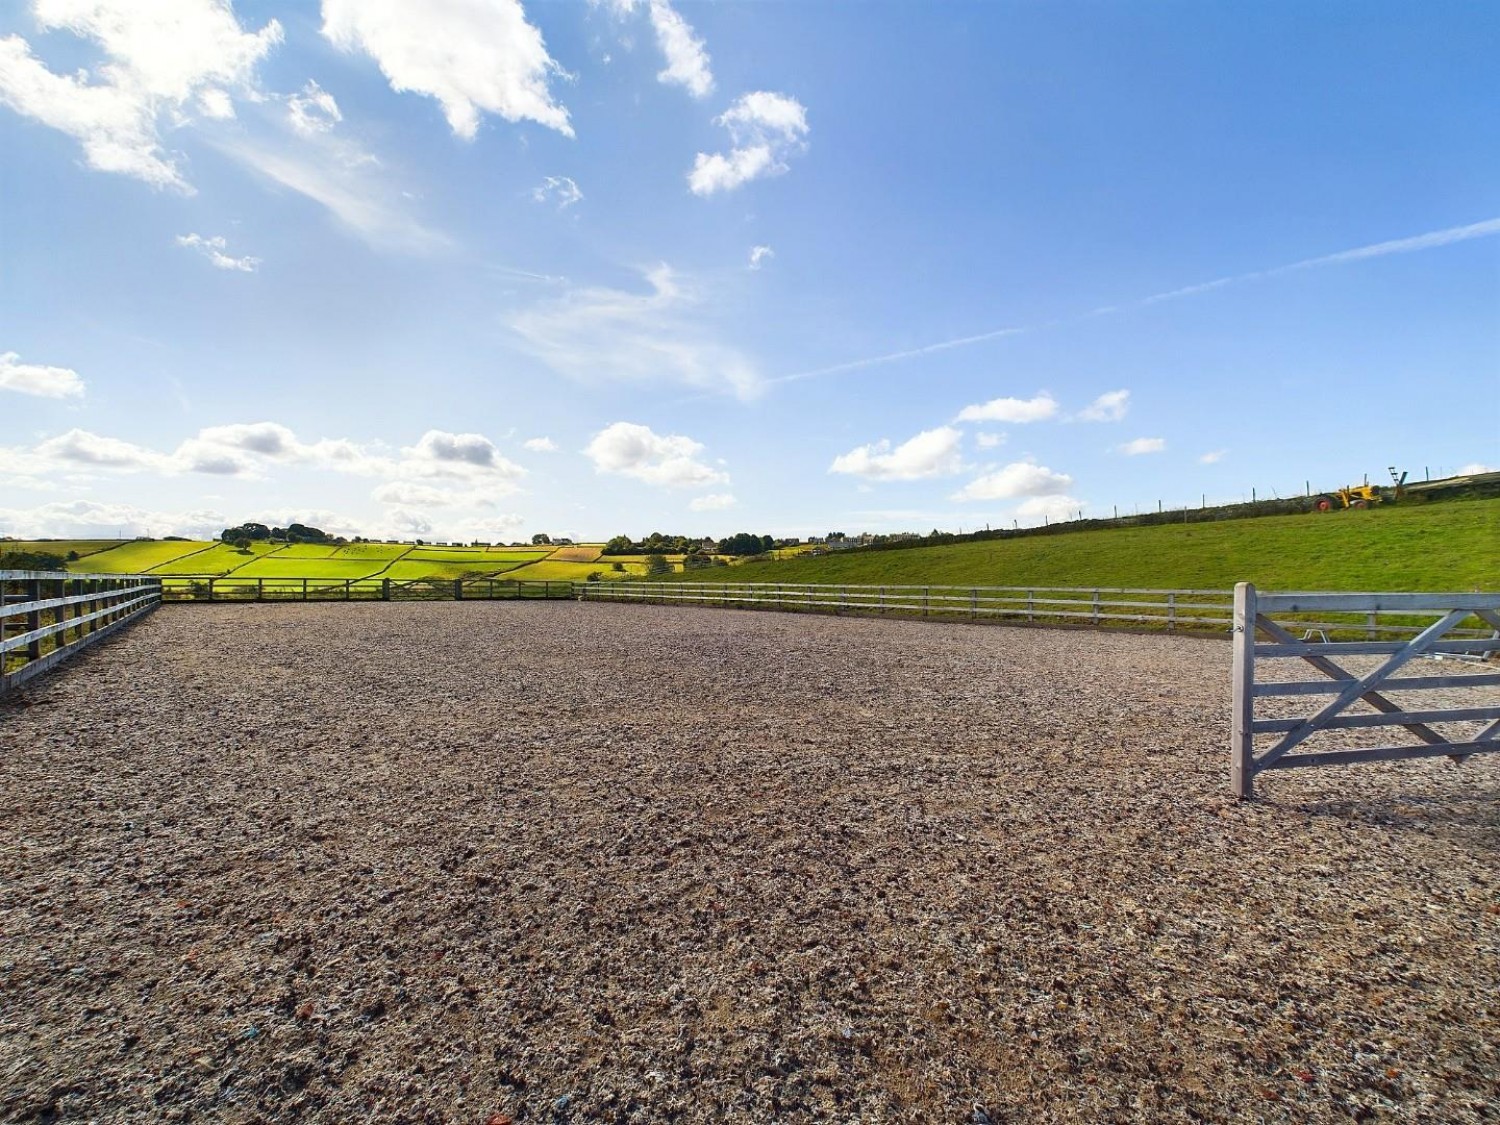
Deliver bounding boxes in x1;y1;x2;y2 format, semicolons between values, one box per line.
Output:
149;541;281;575
4;539;127;559
230;557;389;580
669;500;1500;592
71;540;208;572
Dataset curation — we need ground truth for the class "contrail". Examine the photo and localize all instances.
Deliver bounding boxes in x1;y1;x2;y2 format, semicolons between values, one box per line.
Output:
777;217;1500;386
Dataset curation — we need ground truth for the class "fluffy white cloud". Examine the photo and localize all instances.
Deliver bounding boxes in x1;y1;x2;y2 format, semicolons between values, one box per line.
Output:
321;0;572;139
1118;437;1165;455
34;428;176;472
176;232;259;271
2;421;524;489
0;351;84;398
585;421;727;488
286;79;342;135
533;175;582;209
829;426;963;482
646;0;712;97
523;436;558;452
688;492;736;511
1077;388;1129;422
975;432;1005;449
401;429;525;483
748;245;774;270
0;0;283;190
955;393;1058;424
1198;449;1227;464
508;265;762;399
689;91;809;196
950;459;1073;502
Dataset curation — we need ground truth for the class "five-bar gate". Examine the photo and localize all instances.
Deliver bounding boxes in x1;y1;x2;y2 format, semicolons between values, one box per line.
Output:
1230;583;1500;797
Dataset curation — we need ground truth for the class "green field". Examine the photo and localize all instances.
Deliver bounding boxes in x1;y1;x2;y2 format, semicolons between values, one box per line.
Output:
668;500;1500;592
69;540;215;572
4;539;127;559
148;542;281;575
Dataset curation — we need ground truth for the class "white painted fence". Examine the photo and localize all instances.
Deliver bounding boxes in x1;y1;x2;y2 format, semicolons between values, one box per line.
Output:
0;571;161;695
1230;584;1500;797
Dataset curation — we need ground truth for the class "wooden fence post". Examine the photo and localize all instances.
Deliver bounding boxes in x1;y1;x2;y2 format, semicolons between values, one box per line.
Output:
1167;592;1177;632
26;578;42;662
382;578;392;601
1231;581;1257;799
454;578;464;601
1092;589;1101;627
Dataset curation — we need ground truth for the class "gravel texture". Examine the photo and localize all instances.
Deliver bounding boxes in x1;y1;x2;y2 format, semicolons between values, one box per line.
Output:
1;601;1496;1124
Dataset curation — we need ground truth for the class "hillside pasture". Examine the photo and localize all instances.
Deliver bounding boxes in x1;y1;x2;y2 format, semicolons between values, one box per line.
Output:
677;500;1500;592
229;556;385;580
3;539;126;559
73;540;209;572
1;603;1493;1123
549;545;604;562
147;542;280;576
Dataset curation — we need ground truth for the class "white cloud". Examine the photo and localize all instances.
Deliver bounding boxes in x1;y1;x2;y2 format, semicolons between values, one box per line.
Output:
585;421;727;488
321;0;572;139
401;429;526;483
829;426;963;482
523;436;558;452
1076;388;1129;422
955;393;1058;424
34;428;176;472
287;79;341;135
0;351;85;398
975;432;1005;449
533;175;582;209
1017;495;1083;523
1;421;524;490
176;232;259;271
1199;449;1227;464
748;245;774;270
0;499;227;539
0;0;283;191
1118;437;1165;455
219;133;446;253
689;91;809;196
647;0;712;97
689;492;736;511
508;264;762;399
950;459;1073;502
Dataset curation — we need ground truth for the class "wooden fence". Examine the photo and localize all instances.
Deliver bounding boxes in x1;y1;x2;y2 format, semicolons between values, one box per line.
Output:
158;576;576;603
579;580;1236;630
1231;583;1500;797
1;571;162;695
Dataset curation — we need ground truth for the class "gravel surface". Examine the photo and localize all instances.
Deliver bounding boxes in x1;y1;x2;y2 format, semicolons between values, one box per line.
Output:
1;601;1496;1124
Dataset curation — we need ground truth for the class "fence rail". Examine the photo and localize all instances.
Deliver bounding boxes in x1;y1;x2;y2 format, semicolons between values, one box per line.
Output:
577;580;1500;641
158;576;576;603
1;571;162;695
1230;583;1500;797
583;581;1234;630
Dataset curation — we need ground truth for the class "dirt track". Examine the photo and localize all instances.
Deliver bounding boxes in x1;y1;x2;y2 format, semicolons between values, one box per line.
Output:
1;602;1496;1124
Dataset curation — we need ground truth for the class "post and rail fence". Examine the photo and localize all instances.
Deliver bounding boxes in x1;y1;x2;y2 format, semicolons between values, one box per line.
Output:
1;571;162;695
1230;583;1500;797
155;576;577;603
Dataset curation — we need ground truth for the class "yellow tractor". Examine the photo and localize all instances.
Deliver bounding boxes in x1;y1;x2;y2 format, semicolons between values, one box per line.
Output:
1311;468;1407;512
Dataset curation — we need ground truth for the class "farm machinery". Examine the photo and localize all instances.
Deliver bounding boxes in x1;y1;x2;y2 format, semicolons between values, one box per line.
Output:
1311;467;1408;512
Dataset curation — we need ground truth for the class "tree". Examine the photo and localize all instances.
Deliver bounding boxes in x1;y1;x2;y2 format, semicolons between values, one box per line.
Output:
611;561;626;572
532;532;552;545
643;553;671;578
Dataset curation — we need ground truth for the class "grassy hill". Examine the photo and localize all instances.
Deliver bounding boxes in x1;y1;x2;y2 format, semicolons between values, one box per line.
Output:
675;499;1500;592
3;539;640;585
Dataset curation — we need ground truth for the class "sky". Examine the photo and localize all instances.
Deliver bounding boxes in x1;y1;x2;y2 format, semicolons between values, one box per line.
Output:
1;0;1496;544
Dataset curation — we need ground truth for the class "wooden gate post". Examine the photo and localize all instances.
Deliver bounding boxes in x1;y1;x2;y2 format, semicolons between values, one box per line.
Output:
1231;581;1257;799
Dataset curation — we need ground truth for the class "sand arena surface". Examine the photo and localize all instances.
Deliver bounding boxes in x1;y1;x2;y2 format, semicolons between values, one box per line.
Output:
1;601;1496;1123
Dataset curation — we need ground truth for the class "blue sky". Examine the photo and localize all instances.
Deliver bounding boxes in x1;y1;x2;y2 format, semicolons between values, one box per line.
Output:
1;0;1496;543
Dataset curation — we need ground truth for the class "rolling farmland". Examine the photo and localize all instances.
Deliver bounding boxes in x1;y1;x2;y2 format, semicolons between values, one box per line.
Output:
4;538;629;584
